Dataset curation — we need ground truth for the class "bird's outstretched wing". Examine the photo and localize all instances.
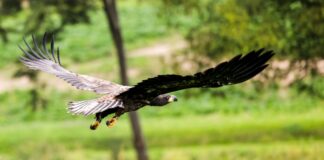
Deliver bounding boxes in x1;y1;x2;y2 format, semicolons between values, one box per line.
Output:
118;49;274;99
19;33;127;94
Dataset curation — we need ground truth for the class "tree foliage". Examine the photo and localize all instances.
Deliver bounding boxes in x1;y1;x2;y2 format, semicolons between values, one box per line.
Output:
0;0;98;41
160;0;323;59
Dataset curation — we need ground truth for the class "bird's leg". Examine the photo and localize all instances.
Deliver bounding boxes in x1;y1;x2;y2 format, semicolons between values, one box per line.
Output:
90;113;102;130
106;115;118;128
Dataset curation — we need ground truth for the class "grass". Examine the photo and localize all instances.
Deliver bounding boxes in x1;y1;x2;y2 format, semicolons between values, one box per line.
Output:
147;141;324;160
1;109;324;159
4;140;324;160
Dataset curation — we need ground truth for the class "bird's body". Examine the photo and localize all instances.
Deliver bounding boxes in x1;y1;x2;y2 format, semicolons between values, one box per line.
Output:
19;33;274;130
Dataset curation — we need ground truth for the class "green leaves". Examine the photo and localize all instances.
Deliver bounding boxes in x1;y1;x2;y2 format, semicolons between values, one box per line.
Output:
160;0;324;59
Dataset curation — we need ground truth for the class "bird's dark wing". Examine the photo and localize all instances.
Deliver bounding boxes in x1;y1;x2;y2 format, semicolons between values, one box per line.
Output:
118;49;274;100
19;33;128;94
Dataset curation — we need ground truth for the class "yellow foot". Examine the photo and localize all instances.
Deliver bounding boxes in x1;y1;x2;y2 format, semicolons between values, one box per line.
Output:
90;121;100;130
106;118;117;128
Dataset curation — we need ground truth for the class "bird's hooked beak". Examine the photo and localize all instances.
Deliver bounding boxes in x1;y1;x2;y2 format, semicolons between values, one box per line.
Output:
168;95;178;102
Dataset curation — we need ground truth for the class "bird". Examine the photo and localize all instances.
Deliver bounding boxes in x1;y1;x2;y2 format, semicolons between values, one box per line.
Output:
19;33;274;130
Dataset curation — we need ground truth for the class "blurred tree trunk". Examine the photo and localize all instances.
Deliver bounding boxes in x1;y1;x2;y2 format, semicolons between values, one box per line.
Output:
102;0;149;160
13;68;48;112
0;1;7;43
0;27;9;43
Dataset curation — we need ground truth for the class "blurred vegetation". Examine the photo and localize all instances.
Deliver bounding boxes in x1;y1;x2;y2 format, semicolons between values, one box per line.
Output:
0;80;323;123
0;0;169;67
0;0;323;159
159;0;324;59
0;0;98;40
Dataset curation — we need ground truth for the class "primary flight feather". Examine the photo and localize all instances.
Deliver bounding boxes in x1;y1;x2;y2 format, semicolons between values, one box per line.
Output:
19;33;274;130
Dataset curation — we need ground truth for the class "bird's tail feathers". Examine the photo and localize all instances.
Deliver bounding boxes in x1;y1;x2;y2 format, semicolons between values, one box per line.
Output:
67;99;99;116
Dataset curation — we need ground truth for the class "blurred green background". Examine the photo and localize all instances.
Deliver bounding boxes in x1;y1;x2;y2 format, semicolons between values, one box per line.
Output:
0;0;323;160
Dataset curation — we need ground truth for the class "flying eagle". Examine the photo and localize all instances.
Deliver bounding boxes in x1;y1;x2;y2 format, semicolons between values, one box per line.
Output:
19;33;274;130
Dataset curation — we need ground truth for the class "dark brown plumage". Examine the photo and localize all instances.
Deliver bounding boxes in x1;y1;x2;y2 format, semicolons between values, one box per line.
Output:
19;33;274;130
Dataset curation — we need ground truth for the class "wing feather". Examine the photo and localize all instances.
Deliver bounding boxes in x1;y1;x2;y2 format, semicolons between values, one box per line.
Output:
68;98;122;116
118;49;274;99
19;33;128;94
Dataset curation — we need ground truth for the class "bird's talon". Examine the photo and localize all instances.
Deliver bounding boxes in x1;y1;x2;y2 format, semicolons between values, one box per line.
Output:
106;118;117;128
90;121;100;130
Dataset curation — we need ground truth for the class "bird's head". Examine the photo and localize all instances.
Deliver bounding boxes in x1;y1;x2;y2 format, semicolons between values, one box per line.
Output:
149;94;177;106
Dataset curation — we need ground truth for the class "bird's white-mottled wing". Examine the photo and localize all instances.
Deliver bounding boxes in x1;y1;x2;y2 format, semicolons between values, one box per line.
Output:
19;34;129;95
21;56;126;94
